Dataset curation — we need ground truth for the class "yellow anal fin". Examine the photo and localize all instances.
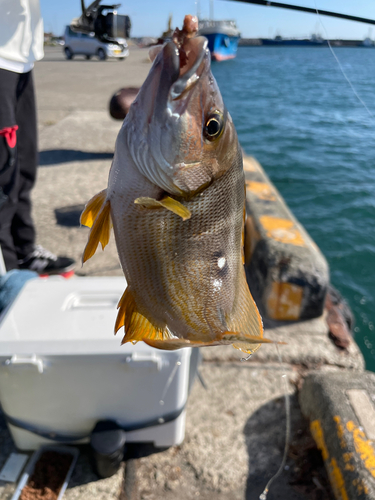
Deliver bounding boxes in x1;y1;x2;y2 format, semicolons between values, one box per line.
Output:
115;289;128;334
82;199;111;263
115;287;171;344
134;196;191;221
80;189;108;228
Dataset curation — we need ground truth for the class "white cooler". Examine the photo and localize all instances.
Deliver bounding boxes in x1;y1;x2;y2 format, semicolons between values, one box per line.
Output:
0;276;198;450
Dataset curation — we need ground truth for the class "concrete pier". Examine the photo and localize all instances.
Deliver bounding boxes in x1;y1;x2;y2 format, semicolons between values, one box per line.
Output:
243;156;329;322
0;47;372;500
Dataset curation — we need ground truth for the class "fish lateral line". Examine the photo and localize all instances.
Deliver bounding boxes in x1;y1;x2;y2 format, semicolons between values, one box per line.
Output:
134;196;191;220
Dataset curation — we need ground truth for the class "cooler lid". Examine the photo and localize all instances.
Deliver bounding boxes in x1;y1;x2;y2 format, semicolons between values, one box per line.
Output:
0;276;135;356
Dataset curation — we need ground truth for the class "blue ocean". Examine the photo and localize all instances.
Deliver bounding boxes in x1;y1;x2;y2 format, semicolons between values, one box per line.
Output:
212;46;375;370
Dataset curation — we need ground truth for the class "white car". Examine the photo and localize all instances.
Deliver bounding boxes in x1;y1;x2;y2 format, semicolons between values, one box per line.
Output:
63;26;129;60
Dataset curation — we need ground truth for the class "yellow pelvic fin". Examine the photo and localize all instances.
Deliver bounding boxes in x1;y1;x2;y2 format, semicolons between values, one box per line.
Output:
114;287;172;344
134;196;191;221
80;189;108;228
82;199;111;264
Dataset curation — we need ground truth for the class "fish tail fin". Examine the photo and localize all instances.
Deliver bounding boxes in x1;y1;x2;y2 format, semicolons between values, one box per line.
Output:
115;287;172;345
82;190;112;264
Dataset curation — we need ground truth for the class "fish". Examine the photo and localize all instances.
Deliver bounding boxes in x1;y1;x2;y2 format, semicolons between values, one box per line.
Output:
81;15;272;355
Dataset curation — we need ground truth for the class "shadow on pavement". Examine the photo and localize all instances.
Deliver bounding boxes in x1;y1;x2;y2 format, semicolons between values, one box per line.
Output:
39;149;113;166
244;394;332;500
55;204;86;227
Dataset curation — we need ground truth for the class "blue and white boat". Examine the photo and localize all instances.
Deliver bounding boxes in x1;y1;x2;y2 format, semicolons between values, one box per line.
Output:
198;19;240;61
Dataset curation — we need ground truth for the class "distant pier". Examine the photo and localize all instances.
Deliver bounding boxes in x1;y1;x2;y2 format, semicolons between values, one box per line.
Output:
239;37;374;47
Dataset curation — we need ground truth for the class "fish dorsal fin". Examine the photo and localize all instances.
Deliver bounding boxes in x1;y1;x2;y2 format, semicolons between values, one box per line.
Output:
115;287;172;344
81;189;108;228
134;196;191;221
82;192;112;263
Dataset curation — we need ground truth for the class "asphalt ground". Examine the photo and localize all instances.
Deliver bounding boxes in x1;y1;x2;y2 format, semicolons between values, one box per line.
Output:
0;46;367;500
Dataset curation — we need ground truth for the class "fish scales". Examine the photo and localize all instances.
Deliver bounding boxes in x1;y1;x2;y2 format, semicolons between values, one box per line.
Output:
112;147;244;341
81;17;271;353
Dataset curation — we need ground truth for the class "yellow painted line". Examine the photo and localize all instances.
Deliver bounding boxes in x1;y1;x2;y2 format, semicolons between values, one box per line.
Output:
310;420;330;461
266;282;303;321
259;215;306;247
246;181;276;201
333;416;347;449
352;478;369;496
310;420;350;500
346;420;375;479
333;416;372;495
329;458;349;500
343;452;355;472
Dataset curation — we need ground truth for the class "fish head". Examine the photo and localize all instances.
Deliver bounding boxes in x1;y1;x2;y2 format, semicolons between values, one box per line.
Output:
125;34;239;196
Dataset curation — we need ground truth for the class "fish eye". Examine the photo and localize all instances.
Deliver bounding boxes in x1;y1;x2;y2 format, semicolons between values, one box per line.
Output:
204;111;224;141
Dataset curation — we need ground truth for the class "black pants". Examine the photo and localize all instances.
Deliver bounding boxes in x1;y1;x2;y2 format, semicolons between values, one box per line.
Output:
0;68;37;270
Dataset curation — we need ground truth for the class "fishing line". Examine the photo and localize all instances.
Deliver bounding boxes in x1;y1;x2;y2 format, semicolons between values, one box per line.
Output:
313;0;374;120
259;344;291;500
159;360;181;405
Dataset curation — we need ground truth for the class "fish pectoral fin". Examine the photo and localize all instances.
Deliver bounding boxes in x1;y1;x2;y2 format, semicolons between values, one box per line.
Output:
82;197;112;264
134;196;191;221
81;189;108;228
115;287;171;344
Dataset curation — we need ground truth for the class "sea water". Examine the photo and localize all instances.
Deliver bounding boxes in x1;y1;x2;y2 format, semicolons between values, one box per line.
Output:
212;46;375;371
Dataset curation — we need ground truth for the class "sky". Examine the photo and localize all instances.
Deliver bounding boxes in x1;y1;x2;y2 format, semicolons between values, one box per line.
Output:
40;0;375;40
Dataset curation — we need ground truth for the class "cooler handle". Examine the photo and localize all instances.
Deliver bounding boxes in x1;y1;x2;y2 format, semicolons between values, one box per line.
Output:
4;354;44;374
123;352;162;371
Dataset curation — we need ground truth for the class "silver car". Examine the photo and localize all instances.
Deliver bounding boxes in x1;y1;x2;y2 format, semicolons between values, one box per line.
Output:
63;26;129;60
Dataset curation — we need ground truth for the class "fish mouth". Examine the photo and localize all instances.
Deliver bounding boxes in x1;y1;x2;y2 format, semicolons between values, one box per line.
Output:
170;36;209;99
156;36;209;109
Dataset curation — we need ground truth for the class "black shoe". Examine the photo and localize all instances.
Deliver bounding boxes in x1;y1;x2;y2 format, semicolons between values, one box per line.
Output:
18;245;75;275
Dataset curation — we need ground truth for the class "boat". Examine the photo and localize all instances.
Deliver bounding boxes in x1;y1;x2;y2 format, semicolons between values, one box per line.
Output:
260;34;326;46
198;18;240;61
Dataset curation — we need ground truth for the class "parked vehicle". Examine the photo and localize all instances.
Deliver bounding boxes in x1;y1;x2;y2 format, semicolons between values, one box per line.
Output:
63;26;129;60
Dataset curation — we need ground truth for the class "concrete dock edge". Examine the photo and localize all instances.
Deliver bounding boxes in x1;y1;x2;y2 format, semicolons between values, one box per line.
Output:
300;371;375;499
243;156;329;322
